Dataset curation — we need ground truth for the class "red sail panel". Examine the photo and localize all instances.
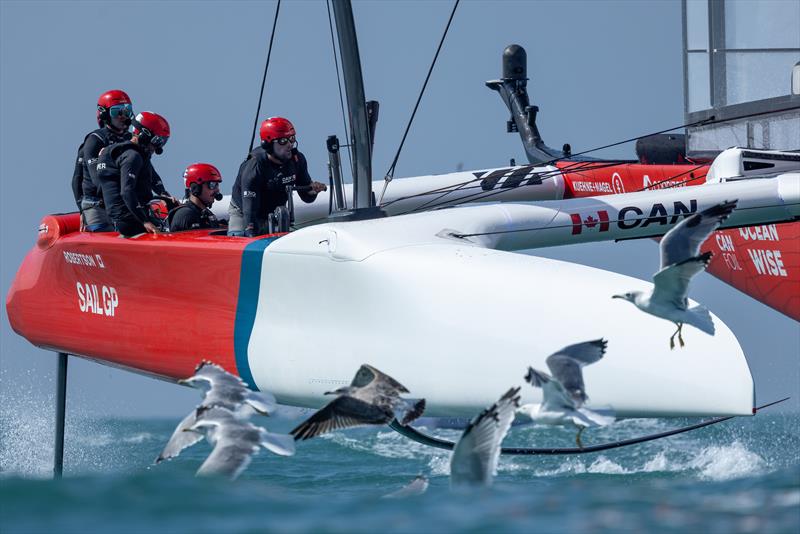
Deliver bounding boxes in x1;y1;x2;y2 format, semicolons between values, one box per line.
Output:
703;224;800;321
556;161;707;198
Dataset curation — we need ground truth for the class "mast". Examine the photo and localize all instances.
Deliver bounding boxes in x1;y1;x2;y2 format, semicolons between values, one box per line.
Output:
332;0;377;212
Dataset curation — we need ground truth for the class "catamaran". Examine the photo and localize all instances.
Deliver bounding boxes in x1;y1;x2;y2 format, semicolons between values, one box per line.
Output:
5;0;798;473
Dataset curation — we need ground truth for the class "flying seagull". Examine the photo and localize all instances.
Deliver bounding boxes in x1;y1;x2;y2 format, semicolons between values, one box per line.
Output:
187;406;295;480
450;387;521;488
156;361;277;464
516;339;614;448
290;364;426;441
613;200;738;349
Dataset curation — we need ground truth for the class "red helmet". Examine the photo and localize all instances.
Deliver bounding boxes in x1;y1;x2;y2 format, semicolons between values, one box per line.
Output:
259;117;296;144
132;112;170;153
96;89;132;127
184;163;222;189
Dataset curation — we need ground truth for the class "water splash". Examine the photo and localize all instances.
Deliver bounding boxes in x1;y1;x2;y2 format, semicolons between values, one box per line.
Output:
688;441;767;481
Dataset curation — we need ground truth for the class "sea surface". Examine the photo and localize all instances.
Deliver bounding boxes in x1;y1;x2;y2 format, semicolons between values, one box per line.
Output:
1;401;798;533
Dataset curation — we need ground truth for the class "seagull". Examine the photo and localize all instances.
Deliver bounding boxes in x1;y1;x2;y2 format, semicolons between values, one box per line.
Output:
449;387;521;488
516;339;614;448
156;361;277;464
382;475;429;499
613;200;737;349
187;406;295;480
290;364;426;441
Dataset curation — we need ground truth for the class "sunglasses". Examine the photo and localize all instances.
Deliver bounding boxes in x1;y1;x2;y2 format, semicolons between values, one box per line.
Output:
275;135;296;146
205;181;220;190
108;103;133;119
150;135;169;149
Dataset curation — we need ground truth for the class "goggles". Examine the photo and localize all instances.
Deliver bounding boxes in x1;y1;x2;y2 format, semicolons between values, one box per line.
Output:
275;135;296;146
205;181;221;190
108;103;133;119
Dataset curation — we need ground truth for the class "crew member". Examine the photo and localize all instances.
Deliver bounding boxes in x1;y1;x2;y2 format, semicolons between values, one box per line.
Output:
168;163;223;232
97;111;174;237
229;117;326;236
71;90;135;231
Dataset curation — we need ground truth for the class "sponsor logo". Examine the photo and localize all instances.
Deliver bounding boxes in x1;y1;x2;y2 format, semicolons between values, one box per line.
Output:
617;200;697;230
281;174;295;185
96;163;107;170
243;190;257;198
474;165;543;191
77;282;119;316
63;250;105;268
569;200;697;235
715;233;735;252
572;181;613;194
611;172;625;193
642;174;685;190
747;249;787;277
738;225;780;241
721;252;743;271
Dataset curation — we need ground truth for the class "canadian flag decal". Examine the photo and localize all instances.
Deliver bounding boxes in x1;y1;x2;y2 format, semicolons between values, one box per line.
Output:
570;210;610;235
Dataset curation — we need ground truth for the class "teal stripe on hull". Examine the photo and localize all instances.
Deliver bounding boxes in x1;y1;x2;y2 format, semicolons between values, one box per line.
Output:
233;237;279;390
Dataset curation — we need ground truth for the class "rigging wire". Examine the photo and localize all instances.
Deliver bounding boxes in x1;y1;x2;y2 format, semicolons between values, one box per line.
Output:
391;160;629;215
326;0;354;177
248;0;282;154
418;162;708;216
538;115;717;167
378;0;461;204
377;115;720;213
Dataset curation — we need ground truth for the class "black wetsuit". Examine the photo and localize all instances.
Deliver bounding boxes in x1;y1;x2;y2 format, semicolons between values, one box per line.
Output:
96;141;170;237
168;201;220;232
230;147;316;234
70;127;132;209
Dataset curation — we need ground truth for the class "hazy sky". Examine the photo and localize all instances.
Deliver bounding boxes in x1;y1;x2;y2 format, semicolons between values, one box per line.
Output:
1;0;797;420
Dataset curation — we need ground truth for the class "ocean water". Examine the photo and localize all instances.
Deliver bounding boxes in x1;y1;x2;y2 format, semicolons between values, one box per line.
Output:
1;401;798;533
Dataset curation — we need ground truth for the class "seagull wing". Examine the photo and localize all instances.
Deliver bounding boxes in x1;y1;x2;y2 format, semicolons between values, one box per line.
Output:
545;339;607;406
155;410;204;464
195;437;258;480
651;252;712;308
289;396;393;440
195;362;249;390
525;368;576;412
353;364;410;394
258;428;296;457
192;362;257;409
659;200;737;268
243;390;278;416
193;416;262;480
450;387;521;487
